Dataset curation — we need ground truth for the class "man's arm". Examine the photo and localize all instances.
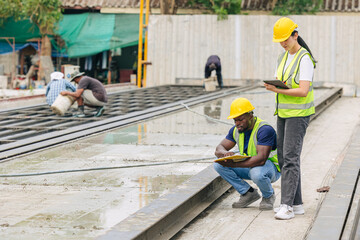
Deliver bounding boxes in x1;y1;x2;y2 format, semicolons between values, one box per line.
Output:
45;84;50;96
204;65;211;78
65;81;77;92
215;139;236;158
217;144;271;168
60;88;84;98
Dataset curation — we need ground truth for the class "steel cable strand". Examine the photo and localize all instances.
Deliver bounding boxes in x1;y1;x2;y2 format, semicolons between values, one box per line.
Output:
0;156;216;177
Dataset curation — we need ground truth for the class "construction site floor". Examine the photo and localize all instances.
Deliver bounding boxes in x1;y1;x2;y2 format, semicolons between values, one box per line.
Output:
0;87;359;239
173;96;360;240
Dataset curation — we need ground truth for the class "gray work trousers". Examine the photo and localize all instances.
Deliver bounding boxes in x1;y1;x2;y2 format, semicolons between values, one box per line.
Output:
277;116;310;206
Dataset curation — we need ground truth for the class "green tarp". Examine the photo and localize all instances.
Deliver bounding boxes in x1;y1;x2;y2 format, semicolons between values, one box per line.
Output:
55;13;140;58
0;18;41;42
0;13;140;58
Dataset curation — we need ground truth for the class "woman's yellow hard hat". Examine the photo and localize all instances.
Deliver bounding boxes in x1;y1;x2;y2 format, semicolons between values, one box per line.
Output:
227;98;255;119
273;17;298;43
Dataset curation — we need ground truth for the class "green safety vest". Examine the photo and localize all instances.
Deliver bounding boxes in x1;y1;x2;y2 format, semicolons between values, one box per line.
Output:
275;47;316;118
232;117;280;172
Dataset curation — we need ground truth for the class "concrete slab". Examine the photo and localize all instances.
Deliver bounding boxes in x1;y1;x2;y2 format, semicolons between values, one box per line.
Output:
0;87;345;239
172;96;360;240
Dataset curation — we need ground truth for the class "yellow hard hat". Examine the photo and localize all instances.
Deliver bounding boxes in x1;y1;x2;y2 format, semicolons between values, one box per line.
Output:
227;98;255;119
273;17;298;42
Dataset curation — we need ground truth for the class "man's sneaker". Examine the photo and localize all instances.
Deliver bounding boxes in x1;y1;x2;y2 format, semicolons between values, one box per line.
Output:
74;113;86;118
274;204;295;220
232;189;261;208
259;193;275;211
94;106;105;117
274;204;305;215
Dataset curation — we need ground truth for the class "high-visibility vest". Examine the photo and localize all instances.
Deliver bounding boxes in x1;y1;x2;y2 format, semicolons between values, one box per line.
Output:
275;47;316;118
233;117;280;172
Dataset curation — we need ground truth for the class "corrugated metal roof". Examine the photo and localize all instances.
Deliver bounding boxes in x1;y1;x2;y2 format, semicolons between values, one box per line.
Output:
60;0;360;12
240;0;360;12
241;0;273;11
60;0;190;9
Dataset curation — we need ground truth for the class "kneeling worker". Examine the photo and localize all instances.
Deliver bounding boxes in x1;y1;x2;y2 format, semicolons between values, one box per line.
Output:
61;71;108;117
214;98;280;210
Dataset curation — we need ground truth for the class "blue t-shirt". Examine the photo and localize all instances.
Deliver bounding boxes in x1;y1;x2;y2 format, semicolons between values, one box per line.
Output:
225;125;277;154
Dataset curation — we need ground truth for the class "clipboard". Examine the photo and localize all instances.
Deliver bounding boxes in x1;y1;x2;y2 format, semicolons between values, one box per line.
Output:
263;80;289;89
214;154;250;162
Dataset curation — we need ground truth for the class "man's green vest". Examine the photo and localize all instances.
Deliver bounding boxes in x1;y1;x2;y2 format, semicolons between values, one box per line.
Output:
275;47;316;118
232;117;280;172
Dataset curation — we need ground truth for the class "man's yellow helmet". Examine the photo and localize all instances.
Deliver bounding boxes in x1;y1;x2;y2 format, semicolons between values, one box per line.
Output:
273;17;298;43
227;98;255;119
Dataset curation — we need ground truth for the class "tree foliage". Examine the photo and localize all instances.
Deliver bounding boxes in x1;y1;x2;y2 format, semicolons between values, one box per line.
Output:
188;0;242;20
0;0;62;35
272;0;322;15
188;0;322;19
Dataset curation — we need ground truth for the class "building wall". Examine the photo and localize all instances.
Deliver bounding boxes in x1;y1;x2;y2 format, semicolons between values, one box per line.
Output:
146;15;360;95
0;52;17;76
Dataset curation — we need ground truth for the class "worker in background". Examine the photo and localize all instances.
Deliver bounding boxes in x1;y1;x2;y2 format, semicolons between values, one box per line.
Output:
25;54;40;87
264;17;316;220
60;71;108;118
204;55;223;89
214;98;280;211
46;71;76;106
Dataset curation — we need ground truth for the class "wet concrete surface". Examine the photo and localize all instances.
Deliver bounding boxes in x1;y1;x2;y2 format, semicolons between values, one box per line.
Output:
172;95;360;240
0;87;334;239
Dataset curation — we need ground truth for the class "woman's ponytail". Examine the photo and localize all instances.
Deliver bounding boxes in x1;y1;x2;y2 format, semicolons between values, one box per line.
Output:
292;31;317;68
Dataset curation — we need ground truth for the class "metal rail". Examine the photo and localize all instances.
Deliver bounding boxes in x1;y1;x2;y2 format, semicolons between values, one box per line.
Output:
0;85;256;161
307;124;360;240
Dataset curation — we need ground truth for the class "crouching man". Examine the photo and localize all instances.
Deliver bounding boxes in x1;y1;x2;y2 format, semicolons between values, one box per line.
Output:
61;71;108;117
214;98;280;210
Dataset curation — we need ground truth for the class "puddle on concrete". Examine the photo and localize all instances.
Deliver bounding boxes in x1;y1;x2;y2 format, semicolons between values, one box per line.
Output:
1;173;192;240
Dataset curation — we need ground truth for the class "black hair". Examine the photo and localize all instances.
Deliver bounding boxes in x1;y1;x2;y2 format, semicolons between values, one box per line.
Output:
292;31;317;68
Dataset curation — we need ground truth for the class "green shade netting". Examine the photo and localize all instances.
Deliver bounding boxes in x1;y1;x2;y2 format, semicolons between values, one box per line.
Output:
55;13;141;58
0;18;41;42
111;14;141;49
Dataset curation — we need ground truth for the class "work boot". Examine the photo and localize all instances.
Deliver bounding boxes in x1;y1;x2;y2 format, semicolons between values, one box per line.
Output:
232;189;261;208
259;193;275;210
94;106;105;117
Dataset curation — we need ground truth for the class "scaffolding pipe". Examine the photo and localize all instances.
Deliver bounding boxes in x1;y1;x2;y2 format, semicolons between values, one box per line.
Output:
143;0;150;87
137;0;145;88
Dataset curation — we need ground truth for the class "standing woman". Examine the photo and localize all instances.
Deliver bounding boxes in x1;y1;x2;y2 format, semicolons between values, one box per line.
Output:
264;17;316;220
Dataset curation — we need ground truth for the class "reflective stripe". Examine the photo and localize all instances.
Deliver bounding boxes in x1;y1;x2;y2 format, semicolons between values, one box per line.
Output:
278;101;314;110
284;49;308;87
252;121;267;146
269;151;276;158
277;48;309;88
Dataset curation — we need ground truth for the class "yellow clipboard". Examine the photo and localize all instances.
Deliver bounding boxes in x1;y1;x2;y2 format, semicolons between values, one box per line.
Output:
214;154;250;162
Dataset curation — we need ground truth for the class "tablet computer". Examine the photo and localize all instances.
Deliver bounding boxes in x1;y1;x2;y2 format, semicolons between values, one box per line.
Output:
263;80;289;89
